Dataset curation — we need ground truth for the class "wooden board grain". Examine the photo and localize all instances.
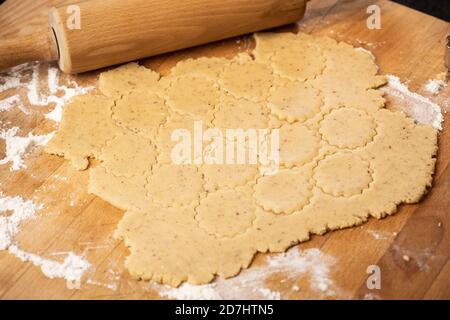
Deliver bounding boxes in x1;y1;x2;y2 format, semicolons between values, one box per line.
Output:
0;0;449;299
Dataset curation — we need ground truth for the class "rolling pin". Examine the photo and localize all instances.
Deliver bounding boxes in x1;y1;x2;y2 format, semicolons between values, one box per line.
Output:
0;0;308;74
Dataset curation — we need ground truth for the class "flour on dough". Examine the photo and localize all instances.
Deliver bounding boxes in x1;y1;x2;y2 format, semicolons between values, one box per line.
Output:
46;33;438;287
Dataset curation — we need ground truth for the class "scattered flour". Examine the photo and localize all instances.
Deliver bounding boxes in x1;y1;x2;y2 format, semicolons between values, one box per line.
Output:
0;63;30;92
257;288;281;300
86;279;118;291
0;193;40;250
157;248;336;300
159;283;222;300
364;292;381;300
0;62;92;172
8;245;91;283
0;95;26;113
0;126;54;171
424;79;447;95
25;64;93;122
0;62;93;121
383;75;444;130
0;64;32;113
0;193;91;285
367;230;391;240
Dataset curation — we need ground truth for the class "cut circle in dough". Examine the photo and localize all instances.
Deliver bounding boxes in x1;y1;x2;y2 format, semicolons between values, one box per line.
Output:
268;79;322;123
254;168;313;214
156;113;199;164
147;164;204;207
165;74;220;122
99;132;157;178
213;94;269;129
320;107;376;149
279;123;321;167
112;90;168;138
219;56;273;102
202;164;258;192
269;40;325;81
195;188;256;238
99;62;160;97
313;152;373;197
170;56;231;78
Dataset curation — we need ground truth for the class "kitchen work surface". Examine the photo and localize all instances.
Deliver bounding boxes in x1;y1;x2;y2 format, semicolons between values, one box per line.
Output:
0;0;449;299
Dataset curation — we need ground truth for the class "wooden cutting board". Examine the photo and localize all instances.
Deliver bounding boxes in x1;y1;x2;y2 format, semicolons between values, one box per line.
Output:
0;0;449;299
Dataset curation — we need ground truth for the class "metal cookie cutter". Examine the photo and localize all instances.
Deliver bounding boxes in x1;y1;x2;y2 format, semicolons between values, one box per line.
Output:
446;34;450;70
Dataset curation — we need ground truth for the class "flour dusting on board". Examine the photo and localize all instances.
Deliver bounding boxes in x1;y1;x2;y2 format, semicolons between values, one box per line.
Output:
0;193;40;250
383;75;444;130
0;62;92;172
0;62;93;120
424;79;447;95
0;193;91;285
25;64;93;122
0;95;27;113
157;248;336;300
0;127;54;171
8;245;91;283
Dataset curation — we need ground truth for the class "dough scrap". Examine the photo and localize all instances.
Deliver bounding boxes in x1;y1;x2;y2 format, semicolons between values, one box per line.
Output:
88;166;151;212
45;95;118;170
47;32;438;287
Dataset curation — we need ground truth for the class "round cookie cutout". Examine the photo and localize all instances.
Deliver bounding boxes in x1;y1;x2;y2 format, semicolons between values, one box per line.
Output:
270;41;325;81
268;80;322;123
320;107;376;149
156;114;199;164
279;123;321;167
165;74;220;122
254;168;313;214
219;58;273;102
202;164;258;192
112;90;168;138
213;95;269;129
195;188;256;238
147;164;204;207
313;152;373;197
99;132;157;178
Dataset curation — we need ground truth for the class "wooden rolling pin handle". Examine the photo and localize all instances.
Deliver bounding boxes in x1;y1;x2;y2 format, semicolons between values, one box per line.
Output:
0;29;58;71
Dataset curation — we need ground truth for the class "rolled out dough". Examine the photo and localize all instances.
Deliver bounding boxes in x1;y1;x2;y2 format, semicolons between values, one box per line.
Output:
46;32;438;287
